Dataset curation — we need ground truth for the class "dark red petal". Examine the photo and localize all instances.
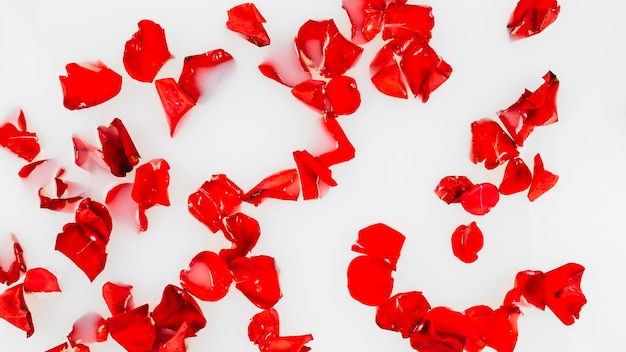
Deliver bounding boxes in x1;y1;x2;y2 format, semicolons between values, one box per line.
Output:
59;62;122;110
230;255;282;309
507;0;560;39
23;268;61;293
460;183;500;216
465;305;521;352
528;153;559;202
97;118;140;177
382;3;433;42
180;251;232;301
123;19;172;82
18;159;47;178
0;111;40;161
451;222;484;263
399;39;452;102
132;159;171;232
325;75;361;115
226;3;270;47
178;49;234;102
187;174;243;233
0;284;33;337
5;238;26;286
151;284;206;337
242;169;300;206
317;114;356;167
434;176;474;204
347;255;394;306
542;263;586;325
351;223;405;269
341;0;386;44
499;157;532;195
55;223;107;281
370;42;408;99
107;304;156;352
155;78;197;137
248;308;280;346
503;270;545;309
102;282;135;316
375;291;431;338
68;312;109;345
291;80;326;112
470;118;519;169
219;213;261;263
410;307;466;352
75;198;113;244
38;188;83;212
295;19;363;78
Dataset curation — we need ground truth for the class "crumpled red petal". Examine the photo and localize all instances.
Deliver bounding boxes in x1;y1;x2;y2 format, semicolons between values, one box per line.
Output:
131;158;171;232
434;176;474;204
155;78;197;137
317;115;356;167
382;3;433;42
351;223;405;269
1;236;26;286
341;0;386;44
499;157;532;195
451;221;484;263
59;62;122;110
124;19;172;82
375;291;430;338
409;307;466;352
180;251;232;301
230;255;282;309
39;168;85;212
242;169;300;206
151;285;206;337
219;213;261;263
0;284;33;337
507;0;560;39
470;118;519;169
248;308;313;352
102;282;134;316
75;197;113;243
97;118;140;177
107;304;155;352
0;110;40;161
226;3;270;47
541;263;586;326
23;268;61;293
178;49;234;103
67;312;109;346
291;80;326;112
460;183;500;216
293;149;337;200
187;174;243;233
527;153;558;201
347;255;394;306
464;305;521;352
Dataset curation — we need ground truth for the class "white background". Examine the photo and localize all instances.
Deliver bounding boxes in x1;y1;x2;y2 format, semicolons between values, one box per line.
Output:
0;0;625;351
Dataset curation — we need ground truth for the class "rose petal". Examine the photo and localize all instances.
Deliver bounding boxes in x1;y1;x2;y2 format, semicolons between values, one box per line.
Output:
347;255;394;306
351;223;405;269
242;169;300;206
230;255;282;309
499;157;532;195
317;114;356;167
541;263;586;325
382;3;433;42
102;282;134;316
75;198;113;244
293;149;337;200
507;0;560;39
107;304;156;352
155;78;197;137
18;159;47;178
503;270;545;309
154;322;189;352
375;291;430;338
248;308;280;346
341;0;386;44
451;221;484;264
464;305;521;352
325;75;361;115
528;153;558;202
0;110;40;161
409;307;466;352
187;175;243;233
23;268;61;293
0;284;33;337
67;312;109;345
219;213;261;263
434;176;474;204
178;49;234;103
470;118;519;169
59;62;122;110
460;183;500;216
291;80;326;112
46;343;90;352
180;251;232;301
131;158;171;232
3;237;26;286
370;42;408;99
226;3;271;47
97;118;141;177
151;285;206;337
399;39;452;102
55;223;107;281
123;19;172;82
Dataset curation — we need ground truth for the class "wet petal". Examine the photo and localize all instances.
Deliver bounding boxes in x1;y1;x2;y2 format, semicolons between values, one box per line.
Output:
528;153;559;202
55;223;107;281
542;263;586;325
123;19;172;82
499;157;532;195
219;213;261;263
347;255;394;306
97;118;140;177
316;114;356;167
0;110;40;161
107;304;156;352
155;78;196;137
180;251;232;301
131;159;171;232
325;75;361;115
508;0;560;39
242;169;300;206
451;221;484;263
0;284;33;337
23;268;61;293
230;255;282;309
102;282;134;316
382;3;433;42
341;0;386;44
226;3;270;47
178;49;234;102
59;62;122;110
351;223;405;269
151;285;207;337
67;312;109;345
460;183;500;216
375;291;430;338
187;174;243;233
434;176;474;204
470;118;519;169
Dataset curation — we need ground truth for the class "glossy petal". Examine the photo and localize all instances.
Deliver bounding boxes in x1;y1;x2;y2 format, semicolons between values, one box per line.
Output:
102;282;134;316
375;291;430;338
151;285;206;337
124;19;172;82
470;119;519;169
230;255;282;309
68;312;109;345
3;237;26;286
187;175;243;233
451;221;484;263
434;176;474;204
409;307;466;352
293;149;337;200
248;308;280;346
155;78;197;137
59;62;122;110
499;157;532;195
341;0;386;44
107;304;156;352
542;263;586;325
370;42;408;99
325;75;361;115
46;343;90;352
0;284;33;337
0;110;40;161
382;3;433;42
317;114;356;167
503;270;545;309
527;153;558;201
351;223;405;269
132;158;171;231
75;198;113;243
154;322;189;352
180;251;232;301
55;223;107;281
508;0;560;39
460;183;500;216
178;49;234;102
464;305;521;352
72;135;106;173
347;255;394;306
97;118;140;177
18;159;47;178
400;39;452;102
220;213;261;263
265;335;314;352
242;169;300;206
226;3;270;47
291;80;326;112
23;268;61;293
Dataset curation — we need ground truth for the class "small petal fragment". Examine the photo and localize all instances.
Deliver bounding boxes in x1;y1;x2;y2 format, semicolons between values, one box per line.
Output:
97;118;141;177
508;0;560;39
2;237;26;286
0;110;41;161
178;49;234;102
155;78;196;137
23;268;61;293
460;183;500;216
527;153;558;201
131;159;171;232
124;20;172;82
248;308;313;352
180;251;232;301
151;285;207;337
291;80;326;112
293;149;337;200
434;176;474;204
499;157;532;195
0;284;33;337
375;291;430;338
188;175;243;233
226;3;271;47
242;169;300;206
317;115;356;167
351;223;405;269
59;62;122;110
470;119;519;169
451;222;484;263
230;255;282;309
347;255;394;306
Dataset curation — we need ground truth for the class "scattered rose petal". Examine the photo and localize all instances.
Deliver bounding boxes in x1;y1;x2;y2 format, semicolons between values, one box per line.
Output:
226;3;271;47
434;176;474;204
230;255;282;309
351;223;405;269
39;168;85;212
382;3;433;42
155;78;197;137
347;255;394;306
67;312;108;346
341;0;387;44
131;158;171;232
248;308;313;352
499;157;532;195
59;62;122;110
0;284;33;337
18;159;47;178
23;268;61;293
151;285;207;337
102;282;134;316
242;169;300;206
178;49;234;103
464;305;521;352
541;263;586;326
507;0;560;39
188;174;243;233
375;291;430;338
451;222;484;263
46;343;90;352
180;251;232;301
220;213;261;263
325;75;361;115
293;149;337;200
2;237;26;286
470;118;519;169
291;80;326;112
370;42;407;99
409;307;466;352
97;118;141;177
460;183;500;216
72;136;108;173
154;321;189;352
0;110;40;161
124;19;172;82
75;197;113;243
317;114;356;167
107;304;156;352
527;153;558;201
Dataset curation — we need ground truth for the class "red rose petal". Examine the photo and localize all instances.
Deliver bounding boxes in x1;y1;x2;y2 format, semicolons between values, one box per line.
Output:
230;255;282;309
370;42;408;99
347;255;394;306
219;213;261;263
470;118;519;169
409;307;466;352
67;312;109;346
55;223;107;281
226;3;271;47
248;308;280;346
0;110;40;161
351;223;405;269
131;158;171;232
23;268;61;293
451;221;484;263
265;335;314;352
460;183;500;216
180;251;232;301
527;153;559;202
0;284;33;337
187;174;243;233
541;263;586;326
293;149;337;200
382;3;433;42
154;321;189;352
507;0;560;39
434;176;474;204
242;169;300;206
151;285;207;337
325;75;361;115
295;19;363;78
38;189;83;212
97;118;141;177
102;282;135;316
464;305;521;352
178;49;234;103
375;291;431;338
155;78;197;137
503;270;545;309
3;237;26;286
399;39;452;102
499;157;532;195
291;80;327;112
317;115;356;167
46;343;90;352
59;62;122;110
123;19;172;82
72;135;107;173
75;198;113;243
18;159;47;178
107;304;156;352
341;0;386;44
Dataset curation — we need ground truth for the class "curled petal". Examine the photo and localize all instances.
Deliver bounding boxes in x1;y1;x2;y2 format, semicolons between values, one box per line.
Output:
351;223;405;269
131;159;171;232
528;153;559;201
347;255;394;306
499;157;532;195
451;222;484;263
59;62;122;110
317;115;356;167
75;198;113;243
508;0;560;39
178;49;234;103
97;118;140;177
542;263;586;325
470;118;519;169
464;305;521;352
503;270;545;309
187;174;243;233
325;75;361;115
370;42;408;99
151;284;207;337
248;308;280;346
23;268;61;293
219;213;261;263
155;78;196;137
0;110;40;161
0;284;33;337
180;251;232;301
102;282;134;316
55;223;107;281
230;255;282;309
460;183;500;216
226;3;270;47
242;169;300;206
382;3;433;42
68;312;109;345
107;304;156;352
341;0;386;44
3;237;26;286
409;307;466;352
434;176;474;204
124;19;172;82
375;291;430;338
399;39;452;102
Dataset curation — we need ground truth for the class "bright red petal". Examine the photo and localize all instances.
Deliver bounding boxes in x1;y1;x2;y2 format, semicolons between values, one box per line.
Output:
59;62;122;110
0;284;33;337
180;251;232;301
370;42;408;99
325;75;361;115
226;3;270;47
0;111;40;161
470;118;519;169
55;223;107;281
3;238;26;286
460;183;500;216
451;222;484;263
23;268;61;293
341;0;386;44
508;0;560;39
67;312;109;345
382;3;433;42
248;308;280;347
527;153;558;201
293;149;337;200
265;335;314;352
503;270;545;309
499;157;532;195
102;282;134;316
155;78;197;137
72;135;106;173
399;39;452;102
187;174;243;233
351;223;405;269
316;114;356;167
18;159;47;178
347;255;394;306
242;169;300;206
291;80;326;112
75;198;113;243
97;118;140;177
131;158;171;231
220;213;261;263
151;285;206;337
434;176;474;204
46;342;90;352
178;49;234;102
465;305;521;352
230;255;282;309
107;304;156;352
409;307;466;352
542;263;586;325
375;291;430;338
123;19;172;82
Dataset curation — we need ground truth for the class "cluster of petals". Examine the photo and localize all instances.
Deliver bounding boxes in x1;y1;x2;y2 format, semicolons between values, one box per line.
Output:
347;224;587;351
